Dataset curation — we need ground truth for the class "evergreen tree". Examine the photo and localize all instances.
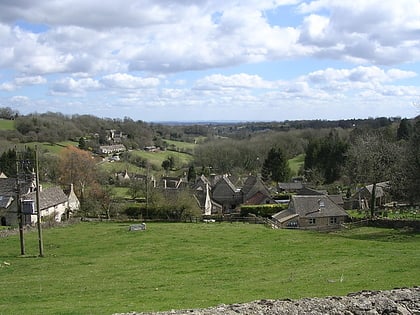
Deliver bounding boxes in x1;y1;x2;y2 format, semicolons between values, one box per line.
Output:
187;165;196;183
396;118;412;141
78;137;87;150
261;147;291;183
0;148;17;176
303;130;348;184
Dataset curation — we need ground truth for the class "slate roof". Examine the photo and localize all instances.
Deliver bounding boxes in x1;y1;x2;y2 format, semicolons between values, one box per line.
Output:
289;195;348;218
244;191;271;205
242;176;271;200
278;182;304;191
23;187;68;210
0;196;14;208
0;178;16;196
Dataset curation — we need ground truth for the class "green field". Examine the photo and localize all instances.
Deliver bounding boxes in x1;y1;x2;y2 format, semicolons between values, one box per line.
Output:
0;119;15;130
0;223;419;315
163;139;197;153
288;153;304;176
130;149;194;170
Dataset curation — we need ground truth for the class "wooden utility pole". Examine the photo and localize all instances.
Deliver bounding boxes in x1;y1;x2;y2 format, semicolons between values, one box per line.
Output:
35;146;44;257
15;149;25;256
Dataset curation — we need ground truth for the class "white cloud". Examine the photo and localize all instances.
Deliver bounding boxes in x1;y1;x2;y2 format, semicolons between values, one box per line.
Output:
195;73;276;90
297;0;420;64
0;82;15;91
0;1;419;121
15;75;46;85
50;77;102;96
101;73;160;89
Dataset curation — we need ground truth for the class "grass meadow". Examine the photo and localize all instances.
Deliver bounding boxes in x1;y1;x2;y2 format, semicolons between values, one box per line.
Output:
0;119;15;130
0;223;419;315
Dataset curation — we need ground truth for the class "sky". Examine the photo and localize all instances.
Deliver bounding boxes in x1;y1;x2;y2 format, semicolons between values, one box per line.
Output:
0;0;419;122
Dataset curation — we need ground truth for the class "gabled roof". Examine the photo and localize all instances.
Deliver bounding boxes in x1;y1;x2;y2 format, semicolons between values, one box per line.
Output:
278;182;304;191
296;187;326;195
0;178;16;196
0;196;14;209
244;191;272;205
23;187;68;211
242;175;271;200
272;210;299;224
289;195;348;218
214;175;238;193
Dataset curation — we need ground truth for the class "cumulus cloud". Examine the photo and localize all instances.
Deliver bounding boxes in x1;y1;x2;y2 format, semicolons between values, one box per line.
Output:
101;73;160;89
0;1;419;120
50;77;102;96
195;73;276;90
297;0;420;64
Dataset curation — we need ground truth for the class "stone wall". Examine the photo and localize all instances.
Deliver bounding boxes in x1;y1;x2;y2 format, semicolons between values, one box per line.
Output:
115;287;419;315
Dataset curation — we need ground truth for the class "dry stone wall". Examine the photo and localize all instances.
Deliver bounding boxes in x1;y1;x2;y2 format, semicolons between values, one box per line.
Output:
115;287;419;315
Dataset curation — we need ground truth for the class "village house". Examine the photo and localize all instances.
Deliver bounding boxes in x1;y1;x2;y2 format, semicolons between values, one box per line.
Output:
107;129;127;143
272;194;349;230
98;144;126;155
349;181;390;210
0;175;79;226
193;174;275;215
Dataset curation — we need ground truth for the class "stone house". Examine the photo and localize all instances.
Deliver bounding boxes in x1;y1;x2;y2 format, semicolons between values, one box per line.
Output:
0;176;80;226
211;175;243;213
193;174;274;215
99;144;126;155
272;194;349;230
350;181;390;210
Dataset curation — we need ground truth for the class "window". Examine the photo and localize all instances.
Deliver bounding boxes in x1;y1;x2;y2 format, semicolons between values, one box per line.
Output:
309;218;316;225
330;217;338;224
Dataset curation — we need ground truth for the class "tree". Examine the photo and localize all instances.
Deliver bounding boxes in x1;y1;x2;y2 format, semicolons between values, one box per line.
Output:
58;146;97;201
162;159;171;172
187;165;196;183
78;137;87;150
396;118;412;141
345;131;400;217
261;147;291;184
391;119;420;204
0;148;17;176
85;183;114;219
304;130;348;184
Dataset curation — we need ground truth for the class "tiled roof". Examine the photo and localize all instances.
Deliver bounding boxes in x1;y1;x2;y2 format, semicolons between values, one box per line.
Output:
244;191;270;205
0;178;16;196
0;196;14;208
290;195;348;218
23;187;68;210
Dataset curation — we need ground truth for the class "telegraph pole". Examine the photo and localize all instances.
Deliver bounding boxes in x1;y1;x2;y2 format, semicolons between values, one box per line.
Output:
35;146;44;257
15;149;25;256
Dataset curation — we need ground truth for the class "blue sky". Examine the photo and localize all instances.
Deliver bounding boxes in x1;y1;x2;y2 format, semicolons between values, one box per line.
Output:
0;0;419;122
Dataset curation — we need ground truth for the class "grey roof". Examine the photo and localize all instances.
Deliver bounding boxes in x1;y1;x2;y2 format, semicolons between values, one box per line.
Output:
0;196;14;208
0;178;17;196
242;176;271;200
289;195;348;218
278;182;304;191
23;187;68;210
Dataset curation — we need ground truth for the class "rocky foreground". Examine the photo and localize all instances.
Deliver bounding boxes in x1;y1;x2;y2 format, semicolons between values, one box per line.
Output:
115;287;419;315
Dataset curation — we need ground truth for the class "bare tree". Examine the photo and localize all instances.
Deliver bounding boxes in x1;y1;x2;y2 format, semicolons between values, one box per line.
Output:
345;131;401;217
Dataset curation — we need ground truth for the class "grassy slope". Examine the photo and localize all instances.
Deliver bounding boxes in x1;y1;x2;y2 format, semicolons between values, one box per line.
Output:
163;139;196;152
130;149;194;169
0;223;418;315
288;153;304;177
0;119;15;130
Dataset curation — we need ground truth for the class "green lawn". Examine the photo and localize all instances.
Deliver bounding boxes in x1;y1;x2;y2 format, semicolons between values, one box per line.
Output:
0;223;419;315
